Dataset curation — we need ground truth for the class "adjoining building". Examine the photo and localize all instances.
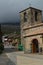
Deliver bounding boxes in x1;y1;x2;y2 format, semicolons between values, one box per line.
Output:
1;23;21;50
20;7;43;53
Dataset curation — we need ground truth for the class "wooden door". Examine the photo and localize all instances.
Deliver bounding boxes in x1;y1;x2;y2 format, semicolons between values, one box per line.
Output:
32;43;36;53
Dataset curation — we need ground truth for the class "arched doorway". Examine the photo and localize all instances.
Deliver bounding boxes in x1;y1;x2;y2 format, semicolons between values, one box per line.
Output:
31;39;39;53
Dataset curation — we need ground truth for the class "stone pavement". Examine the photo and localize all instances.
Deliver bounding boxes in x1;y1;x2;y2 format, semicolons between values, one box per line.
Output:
0;45;17;65
0;53;16;65
6;51;43;65
1;46;43;65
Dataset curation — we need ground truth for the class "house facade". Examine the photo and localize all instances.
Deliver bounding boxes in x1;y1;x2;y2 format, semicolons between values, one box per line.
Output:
20;7;43;53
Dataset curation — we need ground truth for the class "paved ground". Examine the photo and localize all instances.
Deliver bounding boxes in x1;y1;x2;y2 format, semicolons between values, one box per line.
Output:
0;45;16;65
6;51;43;65
0;45;43;65
0;53;16;65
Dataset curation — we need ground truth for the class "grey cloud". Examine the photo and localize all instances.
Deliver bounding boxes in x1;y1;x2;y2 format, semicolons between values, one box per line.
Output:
0;0;43;23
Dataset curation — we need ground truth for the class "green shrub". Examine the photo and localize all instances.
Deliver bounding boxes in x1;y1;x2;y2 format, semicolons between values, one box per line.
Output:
0;43;4;54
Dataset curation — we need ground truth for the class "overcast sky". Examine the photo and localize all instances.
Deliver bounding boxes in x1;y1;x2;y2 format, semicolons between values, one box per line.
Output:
0;0;43;23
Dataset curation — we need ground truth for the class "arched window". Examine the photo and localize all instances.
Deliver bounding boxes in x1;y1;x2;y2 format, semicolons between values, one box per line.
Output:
35;11;38;21
24;12;27;22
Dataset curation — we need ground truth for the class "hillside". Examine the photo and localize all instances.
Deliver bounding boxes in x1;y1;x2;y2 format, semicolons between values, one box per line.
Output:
1;22;20;35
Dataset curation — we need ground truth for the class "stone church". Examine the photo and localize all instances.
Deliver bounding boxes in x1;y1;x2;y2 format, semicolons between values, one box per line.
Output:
20;7;43;53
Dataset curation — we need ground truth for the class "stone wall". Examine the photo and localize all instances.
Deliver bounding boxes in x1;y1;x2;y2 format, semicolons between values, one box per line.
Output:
24;35;43;53
23;25;43;37
20;7;42;53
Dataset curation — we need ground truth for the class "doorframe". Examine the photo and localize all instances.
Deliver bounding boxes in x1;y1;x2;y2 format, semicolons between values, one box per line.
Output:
31;39;39;53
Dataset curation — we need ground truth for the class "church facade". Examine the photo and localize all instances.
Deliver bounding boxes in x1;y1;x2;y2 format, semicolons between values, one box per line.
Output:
20;7;43;53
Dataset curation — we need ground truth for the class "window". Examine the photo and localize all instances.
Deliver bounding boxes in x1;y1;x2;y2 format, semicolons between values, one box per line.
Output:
24;12;27;22
35;11;38;21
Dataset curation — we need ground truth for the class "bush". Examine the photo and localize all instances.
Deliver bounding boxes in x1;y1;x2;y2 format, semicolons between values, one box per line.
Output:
0;43;4;54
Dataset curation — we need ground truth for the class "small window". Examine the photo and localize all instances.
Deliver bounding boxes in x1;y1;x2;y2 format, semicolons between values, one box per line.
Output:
35;11;38;21
24;12;27;22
